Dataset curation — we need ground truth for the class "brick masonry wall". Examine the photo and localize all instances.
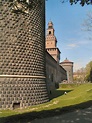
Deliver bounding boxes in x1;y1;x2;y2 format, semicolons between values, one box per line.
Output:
0;0;48;109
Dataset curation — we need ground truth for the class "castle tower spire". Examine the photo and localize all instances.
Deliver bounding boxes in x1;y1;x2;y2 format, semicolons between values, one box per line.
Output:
46;21;60;63
47;21;55;35
46;21;57;48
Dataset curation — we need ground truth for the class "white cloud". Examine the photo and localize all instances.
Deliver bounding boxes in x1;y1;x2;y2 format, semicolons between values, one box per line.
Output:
67;43;78;48
78;40;92;45
65;38;92;50
65;43;78;50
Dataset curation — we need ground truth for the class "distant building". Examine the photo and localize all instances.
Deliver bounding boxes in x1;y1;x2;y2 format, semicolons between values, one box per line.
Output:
45;21;67;93
60;58;73;83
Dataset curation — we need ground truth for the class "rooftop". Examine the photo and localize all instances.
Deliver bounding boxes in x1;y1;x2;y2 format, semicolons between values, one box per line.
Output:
61;58;73;64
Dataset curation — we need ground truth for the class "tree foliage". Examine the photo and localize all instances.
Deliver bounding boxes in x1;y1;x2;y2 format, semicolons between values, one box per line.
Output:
46;0;92;6
69;0;92;6
90;68;92;82
85;61;92;82
83;11;92;32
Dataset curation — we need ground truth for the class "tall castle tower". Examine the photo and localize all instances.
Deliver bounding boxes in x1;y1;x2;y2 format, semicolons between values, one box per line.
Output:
46;21;60;63
0;0;48;109
60;58;73;83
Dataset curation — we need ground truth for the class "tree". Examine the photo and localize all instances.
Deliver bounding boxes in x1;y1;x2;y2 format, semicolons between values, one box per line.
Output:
68;0;92;6
85;61;92;82
73;68;86;83
89;68;92;82
82;11;92;40
83;11;92;31
46;0;92;6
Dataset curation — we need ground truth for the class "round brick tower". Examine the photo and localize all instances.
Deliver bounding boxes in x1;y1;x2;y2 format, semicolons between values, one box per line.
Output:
60;58;73;83
0;0;48;109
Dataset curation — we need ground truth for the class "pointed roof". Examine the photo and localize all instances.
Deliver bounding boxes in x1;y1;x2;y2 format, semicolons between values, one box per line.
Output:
64;58;71;62
48;21;53;25
61;58;73;64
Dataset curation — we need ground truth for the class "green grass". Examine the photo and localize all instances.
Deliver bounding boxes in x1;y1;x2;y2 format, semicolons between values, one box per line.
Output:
0;83;92;123
43;83;92;110
59;83;82;88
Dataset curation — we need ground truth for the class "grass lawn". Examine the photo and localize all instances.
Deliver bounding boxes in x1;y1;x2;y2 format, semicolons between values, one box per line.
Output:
0;83;92;123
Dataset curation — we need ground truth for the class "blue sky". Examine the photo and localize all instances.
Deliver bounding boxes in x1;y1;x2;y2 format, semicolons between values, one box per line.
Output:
46;0;92;71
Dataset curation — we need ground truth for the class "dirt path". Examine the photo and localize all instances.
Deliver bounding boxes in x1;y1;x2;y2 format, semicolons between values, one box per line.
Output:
31;106;92;123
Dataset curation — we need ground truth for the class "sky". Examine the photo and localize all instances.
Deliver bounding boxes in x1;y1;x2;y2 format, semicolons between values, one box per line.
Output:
46;0;92;72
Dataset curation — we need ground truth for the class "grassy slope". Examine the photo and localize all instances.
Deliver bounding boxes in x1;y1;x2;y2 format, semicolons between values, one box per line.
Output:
41;83;92;110
54;83;92;108
0;83;92;118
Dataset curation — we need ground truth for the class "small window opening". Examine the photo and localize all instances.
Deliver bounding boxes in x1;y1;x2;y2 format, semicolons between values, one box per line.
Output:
13;102;20;109
49;31;51;34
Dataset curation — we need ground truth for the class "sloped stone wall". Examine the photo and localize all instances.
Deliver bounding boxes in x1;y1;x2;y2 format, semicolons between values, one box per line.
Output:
0;0;48;109
0;77;48;109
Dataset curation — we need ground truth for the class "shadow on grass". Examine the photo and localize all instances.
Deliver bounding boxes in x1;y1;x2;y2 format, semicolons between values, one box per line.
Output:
0;100;92;123
49;89;73;100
